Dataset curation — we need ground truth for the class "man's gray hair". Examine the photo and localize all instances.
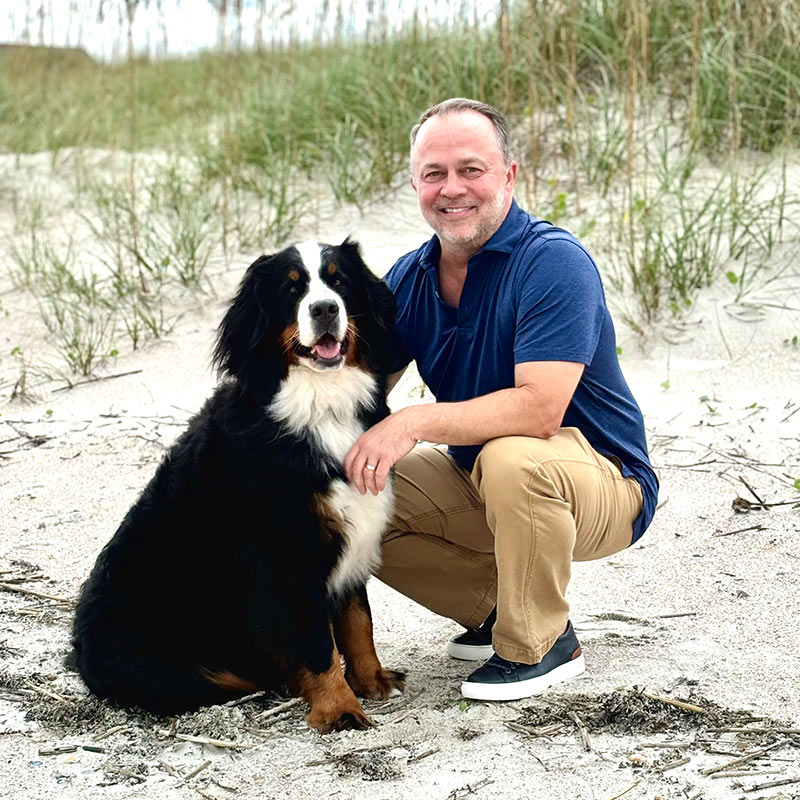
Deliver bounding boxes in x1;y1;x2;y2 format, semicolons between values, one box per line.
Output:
409;98;512;168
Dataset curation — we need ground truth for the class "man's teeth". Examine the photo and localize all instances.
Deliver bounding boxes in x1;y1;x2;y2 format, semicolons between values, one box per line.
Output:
442;207;471;213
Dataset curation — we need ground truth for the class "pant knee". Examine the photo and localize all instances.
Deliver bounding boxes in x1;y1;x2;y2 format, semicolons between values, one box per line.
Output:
473;436;559;503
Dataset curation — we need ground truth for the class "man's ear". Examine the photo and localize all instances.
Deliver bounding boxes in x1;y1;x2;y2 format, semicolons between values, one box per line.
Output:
505;161;518;189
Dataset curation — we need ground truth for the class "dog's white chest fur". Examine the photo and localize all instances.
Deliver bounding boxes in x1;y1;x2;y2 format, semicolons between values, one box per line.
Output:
323;477;393;595
269;365;393;595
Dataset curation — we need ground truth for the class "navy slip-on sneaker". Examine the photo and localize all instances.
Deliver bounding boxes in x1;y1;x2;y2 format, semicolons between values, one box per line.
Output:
461;620;585;701
446;606;497;661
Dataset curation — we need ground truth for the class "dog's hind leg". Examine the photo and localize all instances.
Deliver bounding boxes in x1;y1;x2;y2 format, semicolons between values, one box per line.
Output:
288;634;374;733
333;586;406;700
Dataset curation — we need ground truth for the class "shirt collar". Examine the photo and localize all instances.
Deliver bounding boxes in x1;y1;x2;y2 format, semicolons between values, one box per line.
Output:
481;199;529;254
418;199;529;271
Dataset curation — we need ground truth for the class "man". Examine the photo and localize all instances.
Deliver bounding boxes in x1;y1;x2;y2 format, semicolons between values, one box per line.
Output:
343;98;658;701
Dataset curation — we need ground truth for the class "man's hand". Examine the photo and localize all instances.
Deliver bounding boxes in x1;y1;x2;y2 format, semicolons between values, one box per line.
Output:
344;408;418;495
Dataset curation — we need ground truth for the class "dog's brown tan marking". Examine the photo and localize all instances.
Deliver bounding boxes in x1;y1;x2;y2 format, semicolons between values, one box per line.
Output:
201;668;259;693
343;320;362;368
289;639;373;733
335;596;406;700
311;493;345;544
280;323;301;366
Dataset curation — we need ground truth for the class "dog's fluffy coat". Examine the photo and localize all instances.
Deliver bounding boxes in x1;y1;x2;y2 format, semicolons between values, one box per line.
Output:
71;240;405;732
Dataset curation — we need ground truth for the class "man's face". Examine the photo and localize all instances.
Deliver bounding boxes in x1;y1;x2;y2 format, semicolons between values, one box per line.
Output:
410;110;517;257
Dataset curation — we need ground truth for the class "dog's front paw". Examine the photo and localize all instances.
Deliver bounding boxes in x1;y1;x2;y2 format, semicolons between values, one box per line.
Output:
347;667;406;700
307;704;375;734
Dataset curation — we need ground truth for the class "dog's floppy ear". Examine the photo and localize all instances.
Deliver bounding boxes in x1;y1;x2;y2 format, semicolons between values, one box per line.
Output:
213;254;273;380
339;238;396;330
338;238;409;375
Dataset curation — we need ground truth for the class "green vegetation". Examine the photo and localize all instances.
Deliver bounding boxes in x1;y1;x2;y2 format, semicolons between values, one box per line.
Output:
1;0;799;376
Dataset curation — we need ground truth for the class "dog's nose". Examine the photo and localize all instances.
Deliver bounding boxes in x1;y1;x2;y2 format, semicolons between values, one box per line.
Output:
310;300;340;326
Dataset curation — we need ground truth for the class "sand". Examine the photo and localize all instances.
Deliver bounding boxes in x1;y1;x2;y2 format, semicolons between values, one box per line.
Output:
0;153;799;800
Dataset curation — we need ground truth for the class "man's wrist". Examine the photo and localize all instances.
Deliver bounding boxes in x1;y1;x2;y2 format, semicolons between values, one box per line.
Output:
397;404;428;444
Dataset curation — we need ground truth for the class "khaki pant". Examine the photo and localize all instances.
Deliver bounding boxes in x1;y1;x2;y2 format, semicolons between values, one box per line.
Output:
377;428;643;664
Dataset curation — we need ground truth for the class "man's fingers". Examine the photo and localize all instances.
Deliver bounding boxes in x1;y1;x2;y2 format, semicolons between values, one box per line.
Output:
374;461;391;493
362;458;380;495
353;454;369;494
345;436;368;490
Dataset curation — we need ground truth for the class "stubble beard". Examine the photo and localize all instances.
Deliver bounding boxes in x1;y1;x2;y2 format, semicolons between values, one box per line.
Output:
426;188;508;256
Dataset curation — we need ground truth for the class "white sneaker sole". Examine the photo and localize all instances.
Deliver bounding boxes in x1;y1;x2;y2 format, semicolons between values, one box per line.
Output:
446;640;495;661
461;654;586;701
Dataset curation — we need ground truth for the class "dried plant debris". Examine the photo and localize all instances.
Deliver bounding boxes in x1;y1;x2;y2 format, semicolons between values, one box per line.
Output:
601;632;655;647
5;559;42;577
0;640;23;658
177;704;249;741
333;747;404;781
588;612;652;625
12;607;61;624
0;669;154;735
1;665;300;738
99;754;151;785
513;687;762;736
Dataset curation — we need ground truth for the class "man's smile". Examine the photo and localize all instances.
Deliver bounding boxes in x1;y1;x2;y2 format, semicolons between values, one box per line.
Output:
438;206;476;216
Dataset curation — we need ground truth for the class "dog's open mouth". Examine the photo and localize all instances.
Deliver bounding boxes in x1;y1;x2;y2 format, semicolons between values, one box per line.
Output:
296;333;348;366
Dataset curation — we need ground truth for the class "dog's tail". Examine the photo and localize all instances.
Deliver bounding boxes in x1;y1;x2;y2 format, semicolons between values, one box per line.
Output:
201;668;259;693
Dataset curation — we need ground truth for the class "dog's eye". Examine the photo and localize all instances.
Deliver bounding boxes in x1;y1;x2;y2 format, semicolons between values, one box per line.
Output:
289;286;298;294
333;278;342;287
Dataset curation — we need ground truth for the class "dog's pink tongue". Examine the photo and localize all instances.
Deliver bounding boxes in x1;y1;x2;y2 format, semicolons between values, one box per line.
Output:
313;338;341;359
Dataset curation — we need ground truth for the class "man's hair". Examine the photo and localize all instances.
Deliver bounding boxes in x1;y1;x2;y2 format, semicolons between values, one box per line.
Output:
409;98;512;170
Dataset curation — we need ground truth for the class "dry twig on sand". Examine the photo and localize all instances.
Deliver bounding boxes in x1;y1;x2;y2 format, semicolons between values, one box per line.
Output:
51;369;143;394
24;681;76;706
220;690;266;708
570;710;592;752
700;739;787;775
715;523;767;537
655;755;690;772
0;582;75;606
641;693;707;715
254;696;302;719
175;760;212;786
744;776;800;792
446;777;494;799
154;729;252;750
607;781;639;800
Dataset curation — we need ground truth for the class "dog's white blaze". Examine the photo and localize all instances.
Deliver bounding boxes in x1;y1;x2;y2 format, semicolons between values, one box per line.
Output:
295;240;347;347
269;364;390;595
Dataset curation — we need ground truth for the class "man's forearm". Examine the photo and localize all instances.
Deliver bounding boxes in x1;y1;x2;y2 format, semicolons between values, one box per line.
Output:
397;384;563;446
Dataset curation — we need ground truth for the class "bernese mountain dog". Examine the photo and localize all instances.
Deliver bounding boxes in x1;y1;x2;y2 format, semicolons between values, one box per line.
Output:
71;239;406;733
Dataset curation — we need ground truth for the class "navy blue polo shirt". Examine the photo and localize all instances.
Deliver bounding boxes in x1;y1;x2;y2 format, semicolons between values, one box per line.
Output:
385;200;658;542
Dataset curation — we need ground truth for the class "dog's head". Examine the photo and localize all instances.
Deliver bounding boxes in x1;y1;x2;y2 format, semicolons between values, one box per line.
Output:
213;239;398;398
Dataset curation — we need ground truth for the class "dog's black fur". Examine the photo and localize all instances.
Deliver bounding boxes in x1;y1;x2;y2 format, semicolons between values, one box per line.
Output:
71;240;405;731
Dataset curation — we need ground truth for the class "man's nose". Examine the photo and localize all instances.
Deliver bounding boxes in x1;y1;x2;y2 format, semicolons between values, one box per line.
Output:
439;172;467;196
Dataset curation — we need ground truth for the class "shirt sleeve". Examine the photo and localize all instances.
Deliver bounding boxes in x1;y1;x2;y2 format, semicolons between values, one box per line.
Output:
513;237;605;366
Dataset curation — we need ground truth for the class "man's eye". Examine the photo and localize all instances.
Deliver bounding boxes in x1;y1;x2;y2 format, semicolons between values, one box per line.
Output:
424;171;442;181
